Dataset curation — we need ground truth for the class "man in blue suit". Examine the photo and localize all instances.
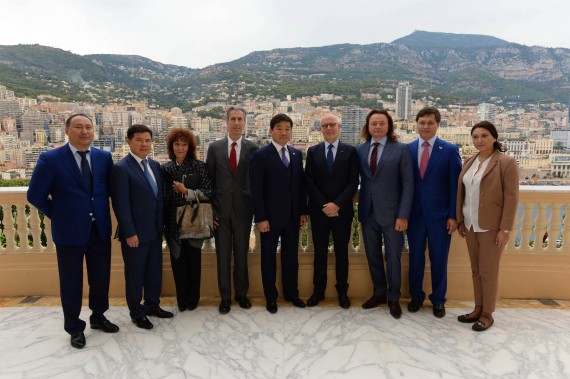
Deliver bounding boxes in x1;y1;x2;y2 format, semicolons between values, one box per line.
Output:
305;114;359;309
27;114;119;349
249;113;307;314
407;107;462;318
110;124;173;330
357;109;414;319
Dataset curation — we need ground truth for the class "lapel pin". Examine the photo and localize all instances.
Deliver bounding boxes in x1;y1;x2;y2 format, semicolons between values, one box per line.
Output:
438;146;443;150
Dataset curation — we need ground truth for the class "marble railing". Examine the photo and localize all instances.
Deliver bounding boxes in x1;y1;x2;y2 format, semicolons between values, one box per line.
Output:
1;186;569;300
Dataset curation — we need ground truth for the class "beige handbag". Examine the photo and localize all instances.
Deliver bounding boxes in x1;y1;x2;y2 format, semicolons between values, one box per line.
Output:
176;191;214;240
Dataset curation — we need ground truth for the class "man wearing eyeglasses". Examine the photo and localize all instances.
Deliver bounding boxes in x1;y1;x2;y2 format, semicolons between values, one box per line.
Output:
304;114;359;308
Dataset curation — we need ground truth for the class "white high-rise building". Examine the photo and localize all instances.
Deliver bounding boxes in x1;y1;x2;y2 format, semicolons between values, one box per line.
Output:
341;106;367;146
477;103;497;123
395;82;412;120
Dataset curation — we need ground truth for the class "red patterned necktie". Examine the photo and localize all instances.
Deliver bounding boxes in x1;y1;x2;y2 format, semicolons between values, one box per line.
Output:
369;142;379;175
230;142;237;173
420;141;430;178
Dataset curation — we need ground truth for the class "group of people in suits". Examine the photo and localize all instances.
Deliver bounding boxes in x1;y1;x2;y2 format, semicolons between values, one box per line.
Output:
27;105;518;349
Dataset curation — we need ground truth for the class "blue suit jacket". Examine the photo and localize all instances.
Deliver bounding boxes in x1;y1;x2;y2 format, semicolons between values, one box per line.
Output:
110;154;164;243
356;140;414;226
27;144;113;245
407;138;462;221
249;144;307;228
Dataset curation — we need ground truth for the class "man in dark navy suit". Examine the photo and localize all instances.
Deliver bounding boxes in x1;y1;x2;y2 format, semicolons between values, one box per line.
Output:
28;114;119;349
249;113;307;314
407;107;462;318
110;124;173;330
305;114;359;309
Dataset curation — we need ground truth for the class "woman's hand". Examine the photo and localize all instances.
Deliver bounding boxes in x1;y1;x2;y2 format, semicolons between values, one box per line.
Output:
457;222;467;238
496;230;510;248
172;181;188;195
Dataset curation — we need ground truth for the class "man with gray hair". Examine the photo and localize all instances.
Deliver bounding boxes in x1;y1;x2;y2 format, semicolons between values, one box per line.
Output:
305;114;359;308
207;107;259;314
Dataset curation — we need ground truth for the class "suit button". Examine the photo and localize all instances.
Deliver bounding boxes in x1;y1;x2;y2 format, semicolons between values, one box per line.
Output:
89;213;93;216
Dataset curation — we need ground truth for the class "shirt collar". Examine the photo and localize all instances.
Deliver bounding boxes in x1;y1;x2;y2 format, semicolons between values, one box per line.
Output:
228;135;243;146
68;143;91;154
370;136;387;146
325;139;339;150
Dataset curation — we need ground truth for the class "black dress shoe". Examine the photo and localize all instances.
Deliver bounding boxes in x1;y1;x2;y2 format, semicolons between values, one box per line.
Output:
70;332;86;349
388;300;402;319
187;303;198;311
288;298;306;308
472;318;494;332
132;316;154;330
236;296;252;309
90;319;120;333
306;293;324;307
219;300;231;314
458;314;480;323
338;294;350;309
266;301;278;314
178;305;188;312
147;307;174;318
433;304;446;318
407;299;422;313
362;295;387;309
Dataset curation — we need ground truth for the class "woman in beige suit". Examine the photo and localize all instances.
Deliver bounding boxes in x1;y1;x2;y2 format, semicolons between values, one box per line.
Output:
456;121;519;332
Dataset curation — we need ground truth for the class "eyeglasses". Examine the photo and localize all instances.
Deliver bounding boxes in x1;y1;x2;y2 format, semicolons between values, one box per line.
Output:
321;123;337;128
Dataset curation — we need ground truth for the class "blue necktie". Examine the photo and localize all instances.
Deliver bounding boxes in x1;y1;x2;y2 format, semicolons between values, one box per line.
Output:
142;159;158;197
327;144;334;174
281;147;289;167
77;151;92;193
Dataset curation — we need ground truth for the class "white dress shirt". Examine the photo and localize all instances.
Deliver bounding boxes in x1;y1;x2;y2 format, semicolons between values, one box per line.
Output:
462;155;492;232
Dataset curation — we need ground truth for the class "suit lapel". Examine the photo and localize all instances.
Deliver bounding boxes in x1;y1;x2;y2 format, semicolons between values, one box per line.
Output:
126;154;156;197
423;138;443;178
267;144;288;173
331;142;345;174
482;151;500;179
375;141;394;176
60;144;88;191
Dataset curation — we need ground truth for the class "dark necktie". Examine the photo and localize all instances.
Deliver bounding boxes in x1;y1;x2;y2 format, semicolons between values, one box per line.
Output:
420;141;430;179
77;150;92;193
230;142;237;173
369;142;379;175
142;159;158;197
327;144;334;174
281;147;289;167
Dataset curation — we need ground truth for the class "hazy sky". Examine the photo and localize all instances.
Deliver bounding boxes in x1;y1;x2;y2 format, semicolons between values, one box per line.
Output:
1;0;567;68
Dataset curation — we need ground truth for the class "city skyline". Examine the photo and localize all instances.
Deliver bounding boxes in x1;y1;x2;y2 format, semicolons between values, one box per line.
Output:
1;0;569;68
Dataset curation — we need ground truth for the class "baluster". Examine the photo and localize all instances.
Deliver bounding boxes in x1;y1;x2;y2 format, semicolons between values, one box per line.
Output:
519;202;534;253
546;203;562;253
251;224;261;253
354;222;364;253
562;205;570;253
29;206;42;251
534;202;548;252
202;237;214;253
43;216;56;253
304;219;313;253
3;204;17;251
14;203;31;251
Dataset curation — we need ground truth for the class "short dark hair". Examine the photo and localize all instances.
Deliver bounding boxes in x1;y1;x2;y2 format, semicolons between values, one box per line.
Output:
65;113;92;129
471;121;507;152
127;124;153;140
416;106;441;123
270;113;293;130
361;109;397;142
226;106;246;120
166;128;197;159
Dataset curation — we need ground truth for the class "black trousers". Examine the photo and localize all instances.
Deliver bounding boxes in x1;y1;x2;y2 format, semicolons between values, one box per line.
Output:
310;210;352;296
170;241;202;308
55;223;111;335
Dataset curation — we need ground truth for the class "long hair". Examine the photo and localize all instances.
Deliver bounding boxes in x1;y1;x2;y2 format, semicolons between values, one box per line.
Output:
361;109;397;142
166;128;197;159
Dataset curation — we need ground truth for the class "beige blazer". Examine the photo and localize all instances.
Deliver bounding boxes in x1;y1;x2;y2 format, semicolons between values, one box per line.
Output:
456;151;519;231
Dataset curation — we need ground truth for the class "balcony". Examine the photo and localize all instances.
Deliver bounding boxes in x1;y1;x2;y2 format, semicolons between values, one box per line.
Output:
0;187;569;300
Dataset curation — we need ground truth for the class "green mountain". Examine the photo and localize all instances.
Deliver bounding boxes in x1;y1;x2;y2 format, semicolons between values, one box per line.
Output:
0;31;569;110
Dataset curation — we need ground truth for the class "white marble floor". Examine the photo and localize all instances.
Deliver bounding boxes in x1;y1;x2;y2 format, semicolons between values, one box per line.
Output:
0;302;569;379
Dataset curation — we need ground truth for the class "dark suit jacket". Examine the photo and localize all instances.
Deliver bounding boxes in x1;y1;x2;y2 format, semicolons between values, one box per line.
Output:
206;136;258;219
356;140;414;225
249;143;307;228
27;144;113;245
110;154;164;243
305;141;359;220
408;138;462;221
457;151;519;231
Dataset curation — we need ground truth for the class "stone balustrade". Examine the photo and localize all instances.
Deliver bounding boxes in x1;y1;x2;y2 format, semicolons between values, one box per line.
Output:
1;186;569;300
